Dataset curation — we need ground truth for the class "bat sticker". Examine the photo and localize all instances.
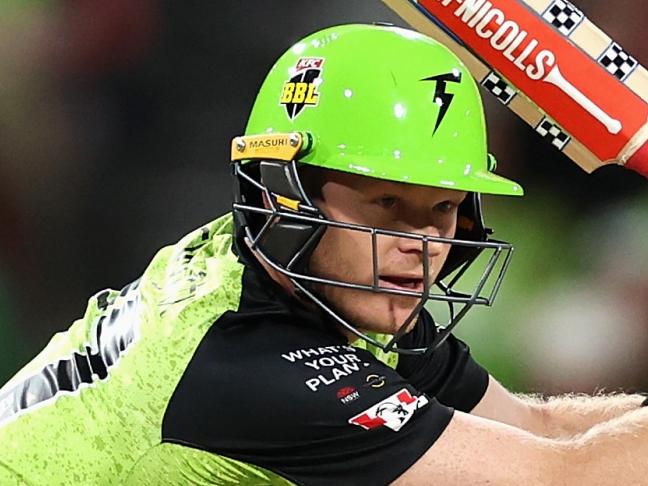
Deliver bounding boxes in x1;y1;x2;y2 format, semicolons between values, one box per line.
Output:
481;71;517;105
536;117;570;150
541;0;584;36
597;42;638;81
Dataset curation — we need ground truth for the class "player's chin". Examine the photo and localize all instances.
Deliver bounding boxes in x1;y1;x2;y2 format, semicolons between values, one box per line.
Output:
368;294;420;335
325;285;420;334
390;297;421;330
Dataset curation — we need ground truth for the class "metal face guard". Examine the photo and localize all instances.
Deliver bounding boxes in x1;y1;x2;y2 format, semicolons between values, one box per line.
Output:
233;161;514;355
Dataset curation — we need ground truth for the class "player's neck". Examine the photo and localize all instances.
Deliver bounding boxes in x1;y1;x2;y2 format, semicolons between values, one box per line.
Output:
245;237;360;344
245;237;301;297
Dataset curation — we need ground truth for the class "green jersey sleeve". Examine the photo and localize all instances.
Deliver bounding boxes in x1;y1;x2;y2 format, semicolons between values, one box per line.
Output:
0;214;269;485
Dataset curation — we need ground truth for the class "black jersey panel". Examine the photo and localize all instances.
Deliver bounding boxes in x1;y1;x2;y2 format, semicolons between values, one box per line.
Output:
162;267;455;485
162;314;453;485
396;311;489;412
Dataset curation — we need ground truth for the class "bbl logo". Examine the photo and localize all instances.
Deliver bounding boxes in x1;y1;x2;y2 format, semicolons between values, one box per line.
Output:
280;57;323;120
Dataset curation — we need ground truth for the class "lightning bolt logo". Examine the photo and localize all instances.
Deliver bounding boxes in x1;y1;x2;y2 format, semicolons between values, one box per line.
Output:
421;70;463;135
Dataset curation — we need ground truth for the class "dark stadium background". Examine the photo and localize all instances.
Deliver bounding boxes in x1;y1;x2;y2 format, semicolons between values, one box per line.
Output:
1;0;647;393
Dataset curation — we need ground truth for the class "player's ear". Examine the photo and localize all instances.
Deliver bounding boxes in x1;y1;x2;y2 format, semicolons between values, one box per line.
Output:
437;193;489;281
296;164;326;203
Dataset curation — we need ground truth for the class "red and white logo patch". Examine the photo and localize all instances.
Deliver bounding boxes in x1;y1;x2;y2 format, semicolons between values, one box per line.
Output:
348;388;429;432
337;386;360;404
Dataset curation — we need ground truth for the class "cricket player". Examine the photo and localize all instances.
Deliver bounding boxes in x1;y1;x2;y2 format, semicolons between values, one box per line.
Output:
1;24;647;485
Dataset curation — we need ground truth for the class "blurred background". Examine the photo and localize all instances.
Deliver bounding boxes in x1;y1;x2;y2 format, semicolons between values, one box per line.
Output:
0;0;646;395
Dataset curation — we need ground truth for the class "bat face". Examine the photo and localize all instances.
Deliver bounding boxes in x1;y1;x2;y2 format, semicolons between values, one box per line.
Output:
383;0;648;178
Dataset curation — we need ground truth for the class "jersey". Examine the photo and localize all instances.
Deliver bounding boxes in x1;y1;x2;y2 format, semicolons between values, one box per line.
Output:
0;213;488;485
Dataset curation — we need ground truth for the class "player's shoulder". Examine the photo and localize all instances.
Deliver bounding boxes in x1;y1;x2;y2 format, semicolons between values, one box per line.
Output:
161;301;431;443
154;230;454;484
160;306;370;433
160;306;452;485
135;212;243;321
142;212;239;293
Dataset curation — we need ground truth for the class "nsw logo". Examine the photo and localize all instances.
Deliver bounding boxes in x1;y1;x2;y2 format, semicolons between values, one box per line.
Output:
348;388;428;432
279;57;324;120
336;386;360;405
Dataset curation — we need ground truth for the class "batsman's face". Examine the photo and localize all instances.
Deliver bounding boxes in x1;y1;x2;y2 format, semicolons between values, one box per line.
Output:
309;170;466;338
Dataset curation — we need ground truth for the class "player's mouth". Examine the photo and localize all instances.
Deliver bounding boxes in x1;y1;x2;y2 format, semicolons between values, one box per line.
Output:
378;275;425;293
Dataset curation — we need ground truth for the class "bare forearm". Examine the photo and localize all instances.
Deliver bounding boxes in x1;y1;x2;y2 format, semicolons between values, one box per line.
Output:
522;392;645;439
498;399;648;484
397;407;648;486
472;376;646;440
567;406;648;484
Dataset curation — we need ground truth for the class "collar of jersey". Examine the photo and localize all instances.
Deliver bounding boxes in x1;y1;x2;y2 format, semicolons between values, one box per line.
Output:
238;265;348;343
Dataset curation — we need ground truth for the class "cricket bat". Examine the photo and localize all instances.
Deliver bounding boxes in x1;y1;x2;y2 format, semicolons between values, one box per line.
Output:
382;0;648;178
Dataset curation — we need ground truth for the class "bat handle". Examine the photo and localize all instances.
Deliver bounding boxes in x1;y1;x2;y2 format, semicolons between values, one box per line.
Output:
625;144;648;177
623;126;648;178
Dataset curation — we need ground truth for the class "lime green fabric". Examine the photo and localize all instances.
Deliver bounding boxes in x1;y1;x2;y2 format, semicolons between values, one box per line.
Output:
0;213;411;484
123;443;293;486
0;214;294;485
353;332;399;369
246;24;523;196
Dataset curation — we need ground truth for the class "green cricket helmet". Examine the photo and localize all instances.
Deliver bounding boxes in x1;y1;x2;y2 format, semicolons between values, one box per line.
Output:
231;23;523;354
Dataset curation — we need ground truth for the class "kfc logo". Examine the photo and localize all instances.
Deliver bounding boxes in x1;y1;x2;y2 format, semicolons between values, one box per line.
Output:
348;388;429;432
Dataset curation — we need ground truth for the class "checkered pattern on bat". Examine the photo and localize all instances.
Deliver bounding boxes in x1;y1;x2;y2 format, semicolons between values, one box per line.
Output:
597;42;638;81
542;0;584;36
480;72;516;105
535;118;570;150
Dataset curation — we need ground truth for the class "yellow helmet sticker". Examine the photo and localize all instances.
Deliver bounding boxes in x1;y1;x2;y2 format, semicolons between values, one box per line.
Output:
231;132;303;162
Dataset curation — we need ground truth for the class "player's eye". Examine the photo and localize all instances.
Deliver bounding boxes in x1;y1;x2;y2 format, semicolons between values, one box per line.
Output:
375;196;399;209
435;200;458;214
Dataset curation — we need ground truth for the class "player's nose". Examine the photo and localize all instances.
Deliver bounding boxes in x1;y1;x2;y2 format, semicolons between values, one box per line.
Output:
395;225;445;258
